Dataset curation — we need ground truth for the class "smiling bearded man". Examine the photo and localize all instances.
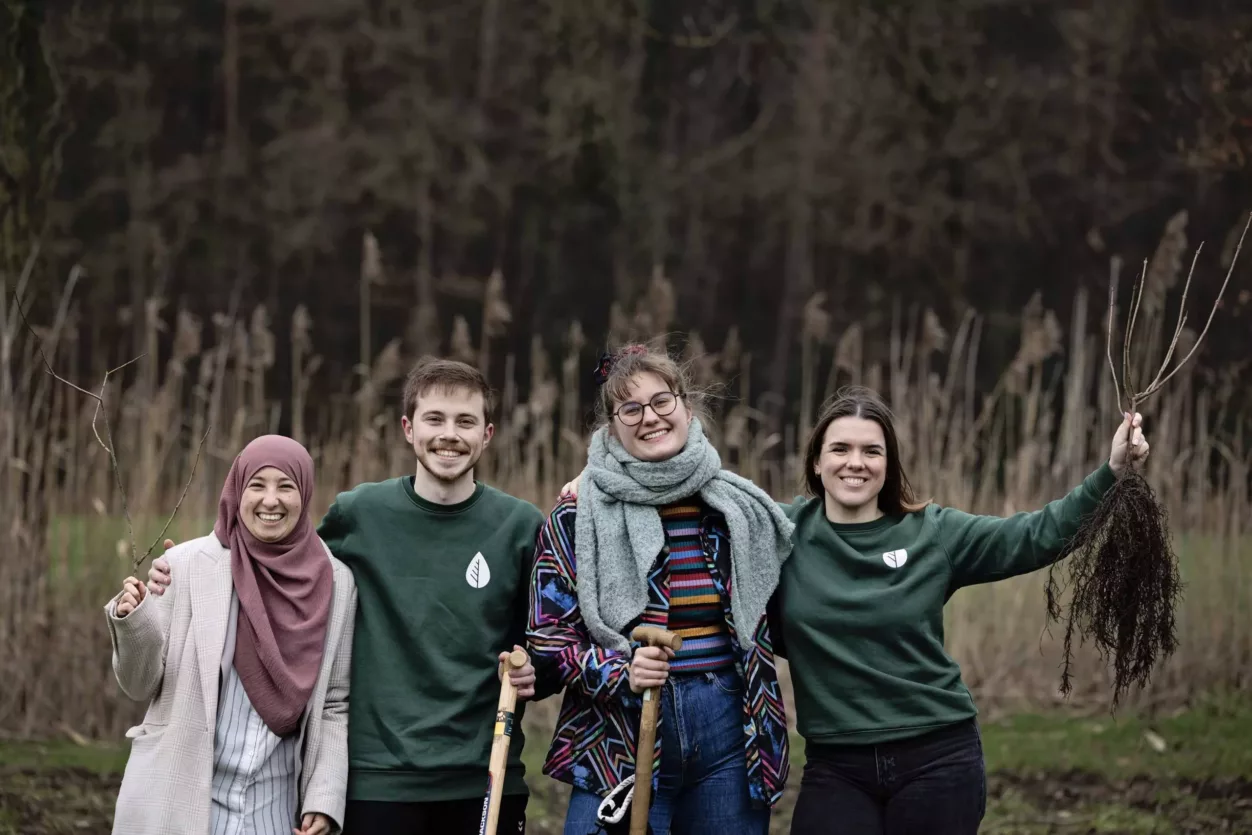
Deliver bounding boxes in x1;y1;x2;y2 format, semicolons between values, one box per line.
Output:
316;357;560;835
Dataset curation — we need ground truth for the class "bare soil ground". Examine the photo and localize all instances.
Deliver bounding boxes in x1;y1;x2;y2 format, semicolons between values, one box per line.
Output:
5;694;1249;834
4;768;1249;834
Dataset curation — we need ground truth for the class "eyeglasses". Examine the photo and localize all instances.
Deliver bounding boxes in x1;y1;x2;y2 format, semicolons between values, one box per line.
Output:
613;391;682;426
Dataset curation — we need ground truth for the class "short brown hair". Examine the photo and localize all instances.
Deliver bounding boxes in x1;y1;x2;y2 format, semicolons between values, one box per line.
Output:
803;386;929;514
594;341;709;428
402;357;495;421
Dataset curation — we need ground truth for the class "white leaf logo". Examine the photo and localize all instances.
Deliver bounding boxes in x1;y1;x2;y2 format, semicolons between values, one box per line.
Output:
466;552;491;589
882;549;908;569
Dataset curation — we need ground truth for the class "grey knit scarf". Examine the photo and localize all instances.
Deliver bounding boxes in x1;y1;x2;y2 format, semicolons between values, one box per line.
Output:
573;417;795;654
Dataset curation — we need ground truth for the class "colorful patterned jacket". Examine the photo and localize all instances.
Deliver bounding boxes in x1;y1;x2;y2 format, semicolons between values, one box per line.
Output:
526;497;790;807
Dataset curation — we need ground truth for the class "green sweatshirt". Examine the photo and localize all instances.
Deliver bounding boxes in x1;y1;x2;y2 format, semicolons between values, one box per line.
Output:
317;477;546;802
778;464;1117;746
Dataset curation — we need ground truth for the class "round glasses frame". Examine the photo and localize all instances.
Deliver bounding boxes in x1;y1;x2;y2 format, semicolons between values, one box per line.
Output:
612;391;683;426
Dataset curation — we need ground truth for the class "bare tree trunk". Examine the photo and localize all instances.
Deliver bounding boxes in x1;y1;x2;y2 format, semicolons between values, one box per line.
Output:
413;172;440;356
224;0;240;154
768;9;828;418
611;8;648;305
476;0;500;109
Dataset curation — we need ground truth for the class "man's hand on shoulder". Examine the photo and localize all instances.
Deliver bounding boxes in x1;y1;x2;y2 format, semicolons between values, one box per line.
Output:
146;538;176;596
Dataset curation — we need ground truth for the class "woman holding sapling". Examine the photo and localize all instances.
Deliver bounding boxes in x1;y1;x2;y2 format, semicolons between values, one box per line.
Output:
529;343;795;835
776;387;1151;834
105;435;357;835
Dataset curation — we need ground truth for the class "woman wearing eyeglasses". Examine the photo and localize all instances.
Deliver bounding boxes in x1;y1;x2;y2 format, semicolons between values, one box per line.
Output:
527;342;796;835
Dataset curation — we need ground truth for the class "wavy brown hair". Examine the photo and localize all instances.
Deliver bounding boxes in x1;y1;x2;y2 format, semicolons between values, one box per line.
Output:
402;356;495;422
593;341;711;430
803;386;929;514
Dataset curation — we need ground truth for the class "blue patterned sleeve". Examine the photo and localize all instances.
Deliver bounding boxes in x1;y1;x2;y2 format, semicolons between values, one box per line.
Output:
526;500;635;706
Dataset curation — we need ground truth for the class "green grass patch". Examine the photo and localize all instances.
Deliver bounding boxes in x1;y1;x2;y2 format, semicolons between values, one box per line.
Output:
0;740;131;835
979;692;1252;780
0;739;129;776
46;512;214;580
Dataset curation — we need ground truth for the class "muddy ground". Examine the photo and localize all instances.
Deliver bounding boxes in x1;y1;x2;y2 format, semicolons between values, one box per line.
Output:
4;767;1250;835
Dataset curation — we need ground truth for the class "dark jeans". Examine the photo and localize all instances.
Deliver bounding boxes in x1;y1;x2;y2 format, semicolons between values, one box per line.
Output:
791;719;986;835
564;669;769;835
342;795;528;835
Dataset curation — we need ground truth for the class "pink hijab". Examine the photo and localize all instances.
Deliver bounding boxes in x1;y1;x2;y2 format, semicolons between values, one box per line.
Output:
213;435;333;737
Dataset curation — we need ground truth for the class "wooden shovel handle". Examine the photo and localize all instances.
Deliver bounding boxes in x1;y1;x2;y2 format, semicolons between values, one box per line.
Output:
628;626;681;835
481;648;528;835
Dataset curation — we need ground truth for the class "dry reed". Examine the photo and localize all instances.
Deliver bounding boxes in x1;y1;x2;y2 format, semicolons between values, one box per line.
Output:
1;227;1249;741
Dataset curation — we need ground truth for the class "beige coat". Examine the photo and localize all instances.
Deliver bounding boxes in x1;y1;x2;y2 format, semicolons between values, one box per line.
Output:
105;534;357;835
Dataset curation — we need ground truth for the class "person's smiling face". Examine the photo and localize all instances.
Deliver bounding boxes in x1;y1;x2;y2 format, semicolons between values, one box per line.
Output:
240;466;303;541
611;372;691;462
402;386;493;485
814;416;887;523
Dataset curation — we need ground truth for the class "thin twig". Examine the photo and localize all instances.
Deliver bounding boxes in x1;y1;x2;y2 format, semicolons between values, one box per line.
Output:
1150;244;1204;390
138;423;211;570
1122;258;1147;405
1106;256;1123;413
89;353;144;452
14;295;99;400
18;283;211;569
1136;212;1251;402
1154;310;1187;389
1104;212;1248;417
14;288;147;564
2;241;41;339
91;359;144;564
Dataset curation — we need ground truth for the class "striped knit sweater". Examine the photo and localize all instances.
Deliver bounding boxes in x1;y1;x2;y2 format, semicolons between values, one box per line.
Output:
660;503;736;674
528;496;792;806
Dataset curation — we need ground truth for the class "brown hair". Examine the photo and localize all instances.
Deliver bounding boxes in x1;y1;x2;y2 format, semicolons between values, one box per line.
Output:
803;386;929;514
402;356;495;422
593;341;709;429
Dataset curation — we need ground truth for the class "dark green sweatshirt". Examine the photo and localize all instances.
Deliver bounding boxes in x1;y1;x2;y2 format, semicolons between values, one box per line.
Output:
317;477;546;802
777;464;1117;746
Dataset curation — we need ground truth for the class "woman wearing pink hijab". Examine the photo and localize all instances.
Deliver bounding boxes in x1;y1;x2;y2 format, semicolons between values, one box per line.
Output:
105;435;357;835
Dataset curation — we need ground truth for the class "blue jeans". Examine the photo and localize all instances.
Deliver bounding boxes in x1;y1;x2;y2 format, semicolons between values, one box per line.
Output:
790;719;987;835
563;669;769;835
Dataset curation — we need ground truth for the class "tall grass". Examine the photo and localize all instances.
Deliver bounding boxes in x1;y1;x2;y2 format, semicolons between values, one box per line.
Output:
1;230;1249;741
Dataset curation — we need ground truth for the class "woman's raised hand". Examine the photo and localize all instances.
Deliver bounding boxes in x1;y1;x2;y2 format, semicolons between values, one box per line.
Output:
559;474;582;500
115;576;146;618
146;538;176;596
1109;412;1151;478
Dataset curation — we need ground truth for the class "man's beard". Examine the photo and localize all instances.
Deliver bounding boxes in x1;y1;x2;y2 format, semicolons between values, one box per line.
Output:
416;443;481;483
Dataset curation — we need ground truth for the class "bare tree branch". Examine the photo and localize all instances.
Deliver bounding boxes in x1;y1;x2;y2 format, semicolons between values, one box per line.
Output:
2;241;41;339
1121;258;1148;405
1106;256;1123;412
1152;244;1205;386
139;424;211;569
1135;213;1251;404
13;284;209;570
16;288;143;558
1105;211;1251;414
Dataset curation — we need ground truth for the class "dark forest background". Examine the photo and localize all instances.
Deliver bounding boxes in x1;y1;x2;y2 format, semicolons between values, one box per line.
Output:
6;13;1252;827
4;0;1252;419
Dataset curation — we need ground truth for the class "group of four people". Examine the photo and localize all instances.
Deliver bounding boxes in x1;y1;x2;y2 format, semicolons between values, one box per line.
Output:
106;344;1149;835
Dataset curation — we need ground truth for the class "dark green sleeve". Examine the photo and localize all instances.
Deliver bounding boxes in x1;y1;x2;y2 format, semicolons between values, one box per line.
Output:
777;496;807;520
935;463;1118;588
766;497;809;657
315;495;351;560
767;496;810;658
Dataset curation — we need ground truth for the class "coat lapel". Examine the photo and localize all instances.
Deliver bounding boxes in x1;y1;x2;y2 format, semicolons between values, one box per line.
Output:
189;541;233;729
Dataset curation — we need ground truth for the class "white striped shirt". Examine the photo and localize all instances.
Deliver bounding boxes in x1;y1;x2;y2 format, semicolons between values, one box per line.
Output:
209;593;301;835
